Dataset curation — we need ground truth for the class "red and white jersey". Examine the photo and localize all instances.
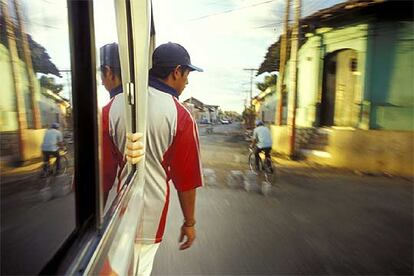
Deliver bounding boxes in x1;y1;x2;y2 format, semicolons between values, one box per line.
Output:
137;76;203;244
101;86;127;213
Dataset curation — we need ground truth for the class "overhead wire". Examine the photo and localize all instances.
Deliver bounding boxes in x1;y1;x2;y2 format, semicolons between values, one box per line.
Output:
187;0;278;22
252;0;338;30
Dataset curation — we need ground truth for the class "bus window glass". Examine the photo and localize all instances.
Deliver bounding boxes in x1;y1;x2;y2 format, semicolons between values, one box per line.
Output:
93;0;129;218
0;0;75;274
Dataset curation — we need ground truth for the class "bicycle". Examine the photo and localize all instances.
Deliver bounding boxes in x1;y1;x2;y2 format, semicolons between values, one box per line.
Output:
39;146;71;201
41;147;69;177
248;146;274;183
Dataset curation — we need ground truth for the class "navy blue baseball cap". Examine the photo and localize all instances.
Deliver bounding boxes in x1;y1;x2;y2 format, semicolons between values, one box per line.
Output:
152;42;203;72
100;43;120;69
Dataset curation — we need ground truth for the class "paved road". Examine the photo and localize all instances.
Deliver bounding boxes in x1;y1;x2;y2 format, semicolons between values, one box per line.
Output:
152;123;413;275
1;156;75;275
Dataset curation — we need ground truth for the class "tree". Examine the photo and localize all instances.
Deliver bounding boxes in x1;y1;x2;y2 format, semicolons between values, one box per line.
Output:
257;30;292;76
26;35;61;77
0;13;61;77
256;74;277;92
40;75;63;94
242;107;256;129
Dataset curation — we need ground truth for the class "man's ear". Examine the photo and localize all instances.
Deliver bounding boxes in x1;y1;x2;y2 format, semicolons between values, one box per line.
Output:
172;65;181;80
103;65;115;80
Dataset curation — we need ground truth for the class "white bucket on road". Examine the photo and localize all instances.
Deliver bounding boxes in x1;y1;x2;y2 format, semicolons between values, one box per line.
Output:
261;181;272;196
244;171;259;192
39;186;52;202
203;168;217;186
227;170;244;189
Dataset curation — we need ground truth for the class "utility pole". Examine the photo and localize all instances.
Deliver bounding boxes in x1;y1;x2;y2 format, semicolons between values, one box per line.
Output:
275;0;290;125
13;0;42;129
2;0;28;161
287;0;301;158
243;68;258;108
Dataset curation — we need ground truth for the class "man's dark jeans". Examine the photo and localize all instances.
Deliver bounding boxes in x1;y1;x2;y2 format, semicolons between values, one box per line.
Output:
42;151;60;172
255;147;271;170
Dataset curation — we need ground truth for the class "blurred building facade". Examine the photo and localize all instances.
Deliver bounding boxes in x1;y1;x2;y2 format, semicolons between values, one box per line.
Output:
252;86;278;125
0;8;70;165
183;97;219;124
271;0;414;176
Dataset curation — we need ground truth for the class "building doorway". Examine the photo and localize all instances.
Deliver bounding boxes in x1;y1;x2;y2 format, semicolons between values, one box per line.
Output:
320;49;359;127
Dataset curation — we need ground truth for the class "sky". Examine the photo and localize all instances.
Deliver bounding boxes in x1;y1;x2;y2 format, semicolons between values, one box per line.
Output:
151;0;345;113
20;0;345;113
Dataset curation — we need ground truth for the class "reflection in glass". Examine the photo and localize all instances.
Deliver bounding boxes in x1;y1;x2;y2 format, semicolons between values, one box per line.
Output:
0;0;75;274
93;0;128;218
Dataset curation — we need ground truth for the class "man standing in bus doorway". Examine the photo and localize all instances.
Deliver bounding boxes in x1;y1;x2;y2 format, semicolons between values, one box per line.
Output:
127;42;203;276
100;43;128;212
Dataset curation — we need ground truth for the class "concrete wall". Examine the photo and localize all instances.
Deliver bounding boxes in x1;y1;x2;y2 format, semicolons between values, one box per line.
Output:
0;129;46;162
23;129;47;160
270;125;290;156
0;131;19;157
325;129;414;176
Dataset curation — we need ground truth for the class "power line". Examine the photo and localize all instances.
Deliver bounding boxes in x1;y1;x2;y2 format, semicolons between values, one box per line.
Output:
243;68;259;108
253;0;334;30
254;20;292;29
187;0;278;22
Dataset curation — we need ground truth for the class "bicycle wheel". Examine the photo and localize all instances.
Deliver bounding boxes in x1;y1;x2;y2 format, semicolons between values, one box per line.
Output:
263;157;274;183
264;157;274;174
59;156;69;175
249;152;262;174
52;156;68;175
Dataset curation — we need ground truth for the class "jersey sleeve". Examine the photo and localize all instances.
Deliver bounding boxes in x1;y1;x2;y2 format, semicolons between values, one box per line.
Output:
169;102;203;192
109;96;126;155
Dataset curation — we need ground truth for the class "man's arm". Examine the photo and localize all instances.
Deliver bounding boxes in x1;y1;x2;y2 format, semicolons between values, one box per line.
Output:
57;131;65;148
177;189;196;250
251;128;257;147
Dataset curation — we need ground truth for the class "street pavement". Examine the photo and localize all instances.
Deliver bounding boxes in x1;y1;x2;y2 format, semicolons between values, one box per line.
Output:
1;122;412;275
152;122;413;275
1;154;75;275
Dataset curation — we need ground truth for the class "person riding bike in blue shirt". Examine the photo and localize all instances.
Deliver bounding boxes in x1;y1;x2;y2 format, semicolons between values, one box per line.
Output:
41;122;64;175
251;120;273;171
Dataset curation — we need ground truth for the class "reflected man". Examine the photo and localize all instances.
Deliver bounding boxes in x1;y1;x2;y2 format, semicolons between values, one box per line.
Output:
100;43;128;211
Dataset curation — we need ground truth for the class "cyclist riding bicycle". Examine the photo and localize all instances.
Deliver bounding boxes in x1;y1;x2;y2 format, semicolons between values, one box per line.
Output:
251;120;273;172
41;122;64;176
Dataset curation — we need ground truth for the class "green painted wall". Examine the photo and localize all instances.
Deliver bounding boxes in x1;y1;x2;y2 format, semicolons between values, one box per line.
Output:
367;21;414;130
295;35;321;127
287;20;413;131
293;23;369;128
